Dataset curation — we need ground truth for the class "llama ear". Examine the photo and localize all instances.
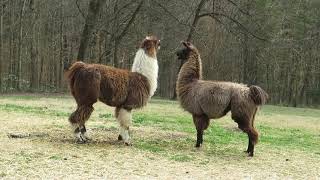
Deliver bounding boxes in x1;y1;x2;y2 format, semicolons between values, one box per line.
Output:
182;41;193;49
182;41;188;47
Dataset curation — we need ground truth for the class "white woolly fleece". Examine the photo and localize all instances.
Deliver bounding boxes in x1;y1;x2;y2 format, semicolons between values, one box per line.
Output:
131;48;159;97
117;108;132;143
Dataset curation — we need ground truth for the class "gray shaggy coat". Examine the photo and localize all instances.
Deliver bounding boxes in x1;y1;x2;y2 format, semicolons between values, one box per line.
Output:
176;41;268;156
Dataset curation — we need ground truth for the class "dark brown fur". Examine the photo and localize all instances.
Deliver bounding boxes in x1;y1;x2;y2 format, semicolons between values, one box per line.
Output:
67;62;150;110
66;36;160;143
176;42;268;156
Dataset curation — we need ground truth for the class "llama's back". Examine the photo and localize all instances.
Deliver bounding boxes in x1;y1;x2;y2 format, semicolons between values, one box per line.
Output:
92;64;130;106
94;64;150;108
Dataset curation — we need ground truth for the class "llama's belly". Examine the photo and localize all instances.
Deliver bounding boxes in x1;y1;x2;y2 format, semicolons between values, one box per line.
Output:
200;99;231;119
98;72;150;109
98;89;127;107
196;85;232;119
98;96;125;107
204;108;230;119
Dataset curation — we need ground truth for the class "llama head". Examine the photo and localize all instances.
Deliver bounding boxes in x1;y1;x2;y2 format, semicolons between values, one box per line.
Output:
176;41;198;63
140;36;161;58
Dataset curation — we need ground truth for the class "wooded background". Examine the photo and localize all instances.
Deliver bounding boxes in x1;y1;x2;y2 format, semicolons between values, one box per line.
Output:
0;0;319;107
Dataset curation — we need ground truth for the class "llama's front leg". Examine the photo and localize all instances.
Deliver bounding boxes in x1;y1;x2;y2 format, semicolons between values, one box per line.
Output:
193;114;210;148
116;108;132;146
196;130;204;147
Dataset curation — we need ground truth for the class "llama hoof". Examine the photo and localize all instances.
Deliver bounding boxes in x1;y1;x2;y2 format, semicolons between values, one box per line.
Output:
124;142;132;146
118;134;123;141
244;150;254;157
75;132;88;144
81;134;92;141
195;143;202;148
76;138;87;144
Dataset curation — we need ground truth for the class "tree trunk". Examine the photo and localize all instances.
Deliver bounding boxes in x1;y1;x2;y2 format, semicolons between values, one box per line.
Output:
77;0;107;61
172;0;207;99
17;0;27;90
0;2;3;91
29;0;38;91
58;0;64;90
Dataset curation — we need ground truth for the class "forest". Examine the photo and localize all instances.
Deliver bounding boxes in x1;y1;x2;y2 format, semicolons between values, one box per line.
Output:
0;0;319;107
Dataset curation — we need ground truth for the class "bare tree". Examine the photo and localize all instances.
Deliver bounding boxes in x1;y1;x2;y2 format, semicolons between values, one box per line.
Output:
77;0;107;61
0;0;319;106
0;1;4;91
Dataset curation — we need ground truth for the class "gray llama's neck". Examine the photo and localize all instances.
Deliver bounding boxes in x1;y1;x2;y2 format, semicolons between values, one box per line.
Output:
177;52;203;86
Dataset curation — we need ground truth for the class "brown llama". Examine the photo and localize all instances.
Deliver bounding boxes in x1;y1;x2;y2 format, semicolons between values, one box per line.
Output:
66;36;160;145
176;41;268;156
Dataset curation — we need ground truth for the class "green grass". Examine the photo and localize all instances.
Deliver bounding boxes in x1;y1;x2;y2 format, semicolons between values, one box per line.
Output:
0;94;71;100
261;105;320;118
0;104;69;117
131;103;320;156
1;94;320;161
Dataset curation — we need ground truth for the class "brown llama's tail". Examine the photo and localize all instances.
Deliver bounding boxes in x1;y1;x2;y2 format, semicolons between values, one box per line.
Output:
249;85;269;105
65;61;86;81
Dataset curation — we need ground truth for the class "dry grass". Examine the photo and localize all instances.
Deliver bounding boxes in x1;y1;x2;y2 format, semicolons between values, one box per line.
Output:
0;94;319;179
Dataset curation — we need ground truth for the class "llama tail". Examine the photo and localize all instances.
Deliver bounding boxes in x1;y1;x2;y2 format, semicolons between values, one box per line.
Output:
64;62;88;91
65;61;86;81
249;85;269;105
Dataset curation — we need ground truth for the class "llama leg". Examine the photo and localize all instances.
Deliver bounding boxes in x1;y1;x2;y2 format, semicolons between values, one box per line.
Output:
196;131;203;147
234;118;258;157
79;125;91;141
69;105;94;143
246;137;252;153
115;107;122;141
247;108;259;155
115;107;132;146
193;115;210;148
245;128;258;157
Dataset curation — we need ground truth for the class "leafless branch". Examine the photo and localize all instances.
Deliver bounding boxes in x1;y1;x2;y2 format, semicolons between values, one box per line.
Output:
199;12;268;41
115;0;143;41
225;0;251;16
75;0;85;19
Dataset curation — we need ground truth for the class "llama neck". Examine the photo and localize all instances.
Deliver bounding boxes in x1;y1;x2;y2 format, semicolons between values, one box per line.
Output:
131;48;158;97
177;52;203;86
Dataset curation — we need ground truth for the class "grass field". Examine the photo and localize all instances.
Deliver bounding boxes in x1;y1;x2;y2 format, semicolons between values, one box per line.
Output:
0;94;319;179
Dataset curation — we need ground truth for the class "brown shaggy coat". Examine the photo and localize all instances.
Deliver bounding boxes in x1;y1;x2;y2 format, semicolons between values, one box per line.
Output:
66;36;160;144
176;42;268;156
67;63;150;110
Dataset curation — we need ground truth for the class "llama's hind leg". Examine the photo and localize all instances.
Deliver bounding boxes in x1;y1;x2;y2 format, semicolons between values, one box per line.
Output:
115;107;132;146
69;105;94;143
246;109;259;155
79;124;91;141
232;116;258;157
245;127;258;157
192;114;210;148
